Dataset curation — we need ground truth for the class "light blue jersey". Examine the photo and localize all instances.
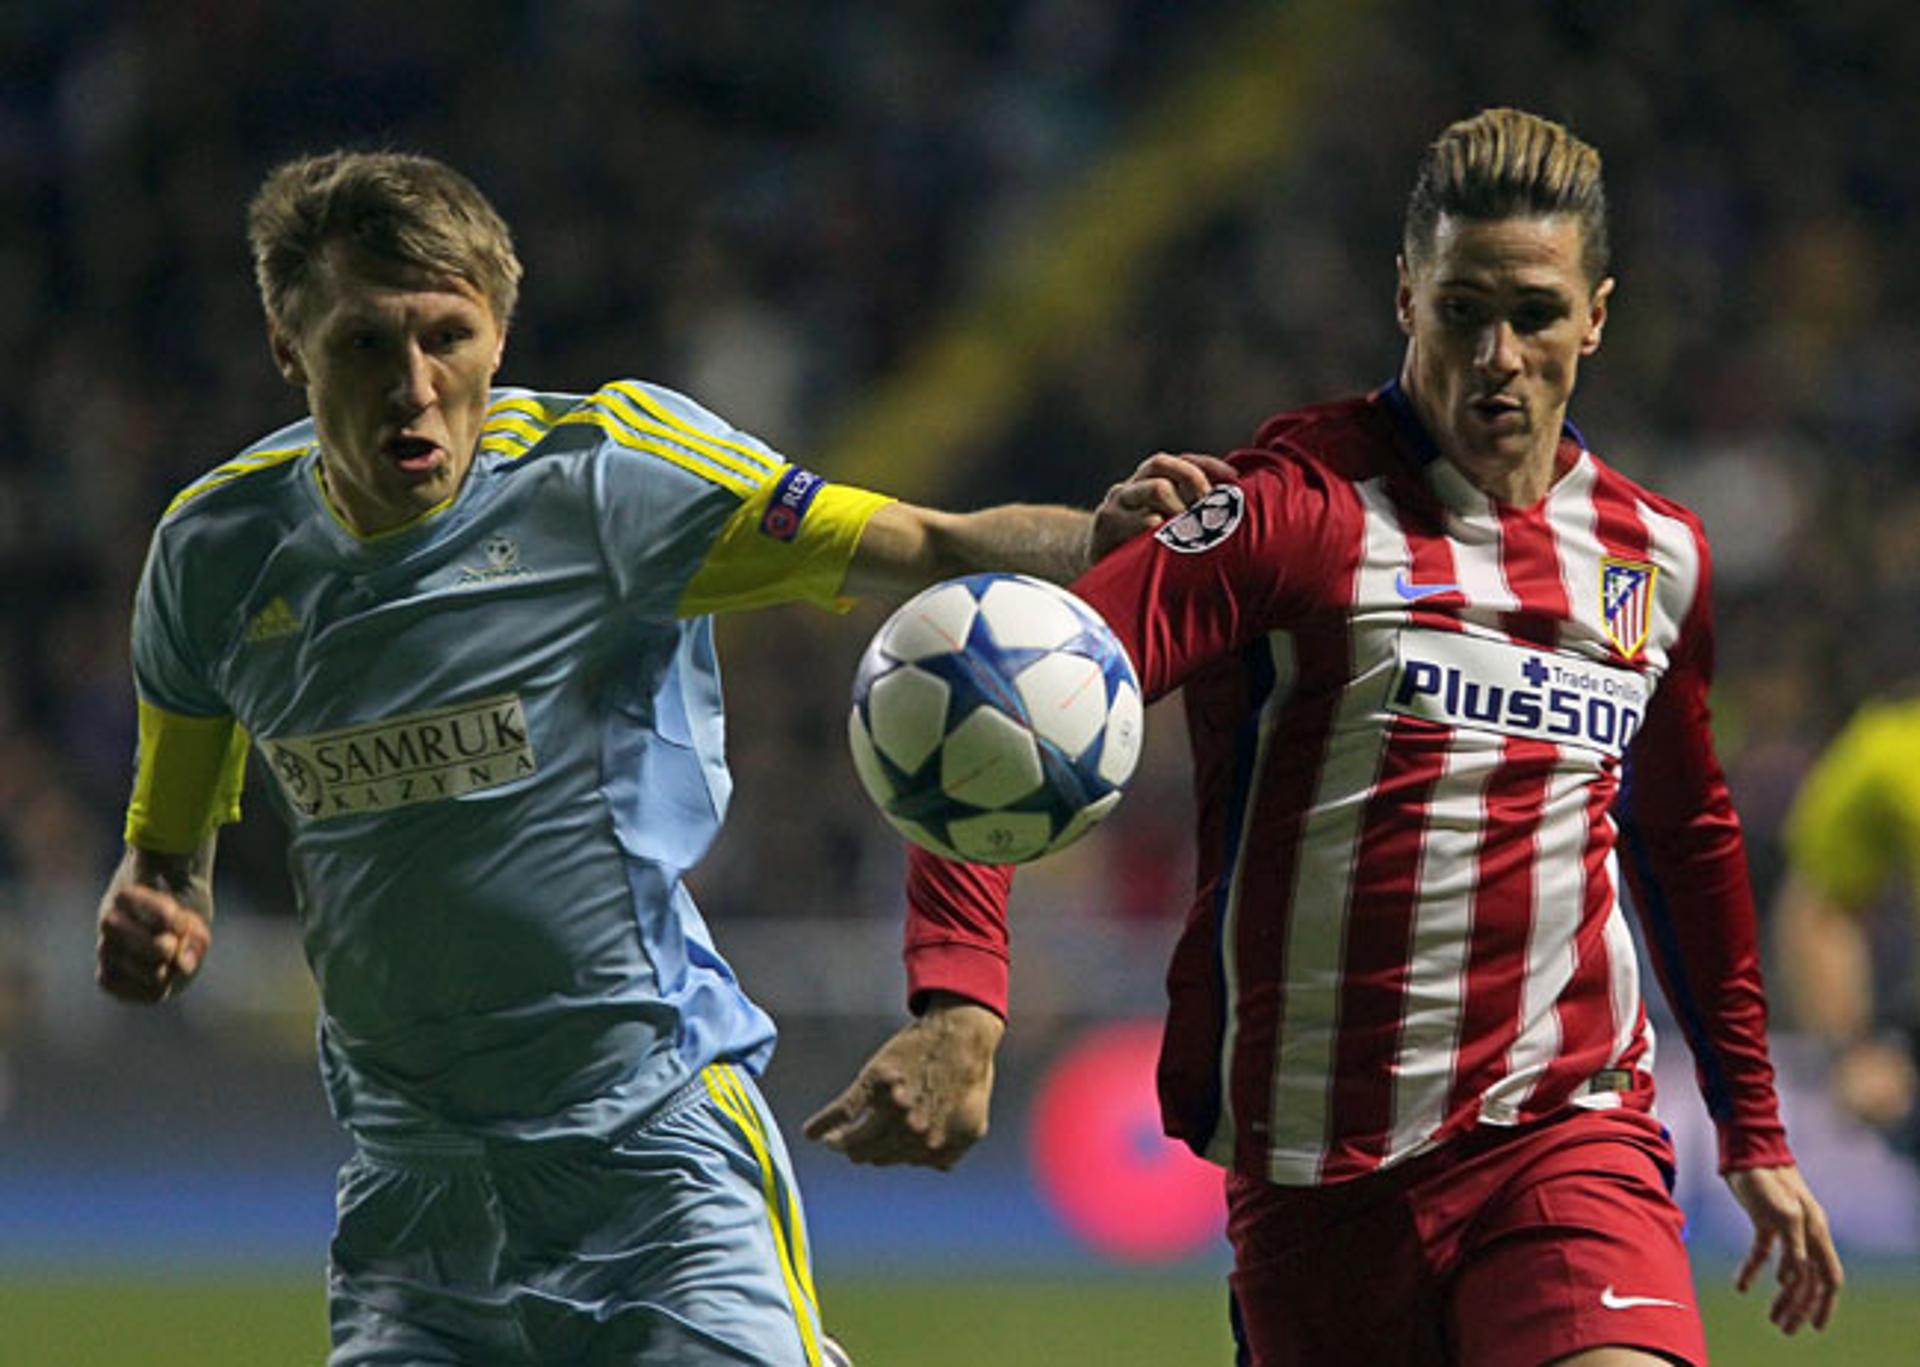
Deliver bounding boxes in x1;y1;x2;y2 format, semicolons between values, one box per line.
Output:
128;380;891;1147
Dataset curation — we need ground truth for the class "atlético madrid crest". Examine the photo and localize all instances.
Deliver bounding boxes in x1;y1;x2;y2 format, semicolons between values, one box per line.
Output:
1600;556;1658;659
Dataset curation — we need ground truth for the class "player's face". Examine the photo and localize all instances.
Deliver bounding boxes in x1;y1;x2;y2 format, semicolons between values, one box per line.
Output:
272;244;506;535
1397;213;1612;499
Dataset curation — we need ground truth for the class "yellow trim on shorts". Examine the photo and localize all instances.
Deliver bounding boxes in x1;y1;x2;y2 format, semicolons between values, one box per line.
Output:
700;1064;824;1367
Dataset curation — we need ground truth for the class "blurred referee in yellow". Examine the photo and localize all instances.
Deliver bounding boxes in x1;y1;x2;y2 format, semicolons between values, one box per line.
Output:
1776;688;1920;1151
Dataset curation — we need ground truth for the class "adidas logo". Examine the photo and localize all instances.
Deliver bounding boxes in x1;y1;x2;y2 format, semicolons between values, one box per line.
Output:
245;595;303;643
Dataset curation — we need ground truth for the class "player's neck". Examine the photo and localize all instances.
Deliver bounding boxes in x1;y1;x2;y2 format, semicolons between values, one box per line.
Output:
1398;376;1565;509
1441;440;1559;508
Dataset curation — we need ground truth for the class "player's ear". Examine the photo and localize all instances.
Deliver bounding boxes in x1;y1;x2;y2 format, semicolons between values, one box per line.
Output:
269;326;308;387
1395;254;1416;337
1581;277;1614;355
490;325;508;376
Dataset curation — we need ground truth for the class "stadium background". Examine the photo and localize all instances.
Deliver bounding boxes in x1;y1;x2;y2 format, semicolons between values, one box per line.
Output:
3;1;1917;1361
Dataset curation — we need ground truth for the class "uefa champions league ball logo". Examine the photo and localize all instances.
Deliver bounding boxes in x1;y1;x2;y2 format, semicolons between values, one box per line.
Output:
1154;484;1244;554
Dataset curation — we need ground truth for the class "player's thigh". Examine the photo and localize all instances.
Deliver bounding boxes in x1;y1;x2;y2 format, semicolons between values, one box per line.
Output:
1448;1120;1703;1367
1224;1170;1447;1367
513;1065;830;1367
328;1153;524;1366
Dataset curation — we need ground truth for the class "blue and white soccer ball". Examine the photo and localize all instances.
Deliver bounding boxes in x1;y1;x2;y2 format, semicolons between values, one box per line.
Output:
848;572;1144;864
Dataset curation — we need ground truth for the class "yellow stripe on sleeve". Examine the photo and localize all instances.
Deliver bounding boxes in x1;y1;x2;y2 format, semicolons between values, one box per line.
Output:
700;1065;825;1367
591;388;772;488
605;381;784;478
124;699;249;854
679;475;894;617
164;444;311;517
555;410;757;498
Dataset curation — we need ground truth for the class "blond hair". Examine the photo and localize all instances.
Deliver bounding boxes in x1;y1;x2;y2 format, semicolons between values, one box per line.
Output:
247;151;523;334
1403;108;1609;283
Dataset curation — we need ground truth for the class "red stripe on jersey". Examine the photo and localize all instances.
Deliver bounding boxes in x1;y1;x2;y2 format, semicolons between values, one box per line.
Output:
1319;718;1448;1180
1400;490;1466;633
1160;646;1294;1155
1219;606;1356;1165
1586;464;1655;646
1526;764;1633;1115
1446;738;1553;1126
1495;495;1572;648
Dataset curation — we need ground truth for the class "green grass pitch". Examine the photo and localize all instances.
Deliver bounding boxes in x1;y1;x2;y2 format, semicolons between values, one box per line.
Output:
0;1273;1910;1364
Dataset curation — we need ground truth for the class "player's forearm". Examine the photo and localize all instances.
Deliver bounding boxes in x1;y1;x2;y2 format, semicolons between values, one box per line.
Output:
1773;875;1872;1047
903;847;1016;1016
927;504;1095;582
848;502;1094;599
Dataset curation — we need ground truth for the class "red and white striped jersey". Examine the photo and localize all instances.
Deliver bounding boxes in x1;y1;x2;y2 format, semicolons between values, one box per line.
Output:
904;385;1792;1187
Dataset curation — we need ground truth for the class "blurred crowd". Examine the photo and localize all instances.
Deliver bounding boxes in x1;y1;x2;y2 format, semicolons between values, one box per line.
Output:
2;2;1916;1062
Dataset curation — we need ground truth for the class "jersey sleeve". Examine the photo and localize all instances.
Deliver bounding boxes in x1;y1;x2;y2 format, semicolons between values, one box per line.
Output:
1616;537;1792;1173
903;453;1361;1013
582;380;892;617
1070;448;1360;702
1782;707;1899;911
678;467;892;616
124;522;249;853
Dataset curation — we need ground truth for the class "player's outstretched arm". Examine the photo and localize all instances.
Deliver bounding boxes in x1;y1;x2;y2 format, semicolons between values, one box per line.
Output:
842;452;1235;599
1727;1163;1844;1335
803;992;1004;1171
95;840;216;1004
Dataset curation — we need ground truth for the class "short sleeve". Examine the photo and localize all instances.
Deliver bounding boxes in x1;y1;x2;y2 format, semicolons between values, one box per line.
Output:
124;524;248;852
581;380;892;617
131;524;229;718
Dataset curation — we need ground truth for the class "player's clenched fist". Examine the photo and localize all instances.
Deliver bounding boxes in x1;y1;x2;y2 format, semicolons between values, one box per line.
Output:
96;883;211;1003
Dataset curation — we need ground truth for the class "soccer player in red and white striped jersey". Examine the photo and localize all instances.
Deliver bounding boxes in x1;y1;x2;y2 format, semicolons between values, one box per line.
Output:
811;109;1842;1366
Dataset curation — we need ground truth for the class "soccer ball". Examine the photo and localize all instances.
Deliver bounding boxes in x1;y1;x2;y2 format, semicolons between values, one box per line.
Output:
848;572;1144;864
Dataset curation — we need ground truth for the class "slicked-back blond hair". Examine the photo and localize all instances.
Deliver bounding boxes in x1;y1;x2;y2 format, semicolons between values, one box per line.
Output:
1403;108;1609;285
248;151;523;335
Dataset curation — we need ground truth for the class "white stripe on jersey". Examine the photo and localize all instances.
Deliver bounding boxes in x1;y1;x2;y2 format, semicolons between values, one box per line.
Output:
1205;631;1298;1168
1383;477;1515;1155
1265;478;1403;1184
1547;456;1600;632
1445;499;1523;619
1384;739;1487;1164
1637;499;1704;674
1482;765;1592;1124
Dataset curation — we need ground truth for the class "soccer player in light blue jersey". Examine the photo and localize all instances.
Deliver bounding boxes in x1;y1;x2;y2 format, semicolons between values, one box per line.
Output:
93;151;1221;1367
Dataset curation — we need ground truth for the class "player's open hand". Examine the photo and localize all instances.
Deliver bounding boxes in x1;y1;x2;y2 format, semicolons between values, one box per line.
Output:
804;994;1004;1170
96;883;211;1004
1091;452;1238;561
1727;1163;1843;1335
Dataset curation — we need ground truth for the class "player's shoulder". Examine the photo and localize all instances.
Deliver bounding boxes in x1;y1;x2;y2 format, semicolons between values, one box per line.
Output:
1580;444;1709;540
1243;393;1396;484
1220;393;1390;511
157;414;319;536
484;379;783;499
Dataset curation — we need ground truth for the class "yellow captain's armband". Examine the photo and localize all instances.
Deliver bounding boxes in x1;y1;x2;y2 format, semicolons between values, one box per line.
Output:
679;467;894;616
124;699;250;854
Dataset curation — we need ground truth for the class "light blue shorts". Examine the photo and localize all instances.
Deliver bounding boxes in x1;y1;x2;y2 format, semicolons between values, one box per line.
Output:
328;1064;832;1366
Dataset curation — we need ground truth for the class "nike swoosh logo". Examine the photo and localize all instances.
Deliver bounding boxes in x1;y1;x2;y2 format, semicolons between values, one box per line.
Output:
1393;571;1462;601
1600;1286;1685;1311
